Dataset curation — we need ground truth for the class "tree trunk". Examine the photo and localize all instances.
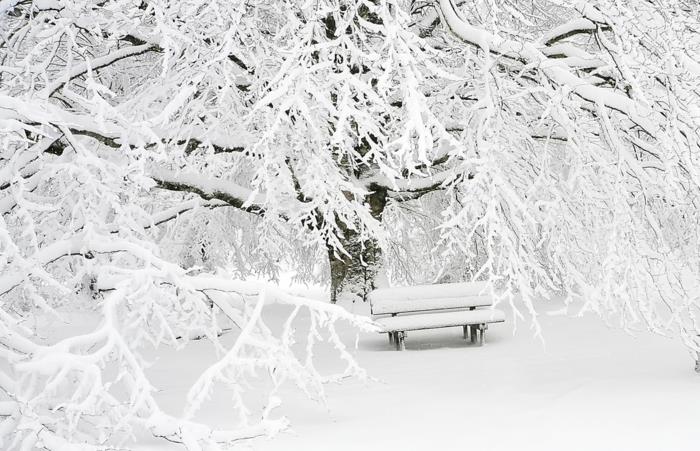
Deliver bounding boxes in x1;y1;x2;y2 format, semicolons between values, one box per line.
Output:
328;184;387;303
328;231;382;303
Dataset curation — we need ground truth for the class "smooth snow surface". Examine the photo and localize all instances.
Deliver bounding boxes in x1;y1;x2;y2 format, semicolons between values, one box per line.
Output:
369;281;490;302
136;294;700;451
257;302;700;451
371;295;492;315
374;308;505;332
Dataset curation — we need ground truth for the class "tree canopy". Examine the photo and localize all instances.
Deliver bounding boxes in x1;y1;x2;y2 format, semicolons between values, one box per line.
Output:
1;0;699;449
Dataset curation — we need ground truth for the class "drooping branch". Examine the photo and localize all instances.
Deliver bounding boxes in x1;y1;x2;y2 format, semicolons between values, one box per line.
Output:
436;0;662;138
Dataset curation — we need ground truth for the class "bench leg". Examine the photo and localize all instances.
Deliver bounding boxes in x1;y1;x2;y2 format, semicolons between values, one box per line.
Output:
463;325;469;339
479;323;485;346
396;331;406;351
470;325;477;344
388;332;394;345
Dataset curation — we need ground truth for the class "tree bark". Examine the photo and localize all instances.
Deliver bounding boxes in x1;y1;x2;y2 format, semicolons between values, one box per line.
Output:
327;229;381;303
328;184;387;303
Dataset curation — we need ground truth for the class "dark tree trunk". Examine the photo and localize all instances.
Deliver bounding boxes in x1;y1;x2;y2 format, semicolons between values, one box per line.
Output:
328;230;382;303
328;184;387;303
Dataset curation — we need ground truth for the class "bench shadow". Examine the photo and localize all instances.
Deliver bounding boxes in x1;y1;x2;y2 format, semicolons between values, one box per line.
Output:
360;327;505;352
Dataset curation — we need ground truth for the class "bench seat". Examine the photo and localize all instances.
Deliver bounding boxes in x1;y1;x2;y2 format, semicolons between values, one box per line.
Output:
374;308;505;333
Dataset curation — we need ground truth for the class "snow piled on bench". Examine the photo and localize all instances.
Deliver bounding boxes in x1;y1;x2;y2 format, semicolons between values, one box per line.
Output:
375;309;505;333
369;281;490;302
371;295;492;315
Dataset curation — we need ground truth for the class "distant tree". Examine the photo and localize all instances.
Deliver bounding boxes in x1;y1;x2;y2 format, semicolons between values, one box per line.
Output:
1;0;699;449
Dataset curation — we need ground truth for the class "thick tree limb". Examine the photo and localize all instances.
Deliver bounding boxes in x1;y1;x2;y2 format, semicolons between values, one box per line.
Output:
149;168;265;215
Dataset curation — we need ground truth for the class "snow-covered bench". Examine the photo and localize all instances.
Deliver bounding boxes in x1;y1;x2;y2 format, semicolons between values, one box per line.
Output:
369;281;505;351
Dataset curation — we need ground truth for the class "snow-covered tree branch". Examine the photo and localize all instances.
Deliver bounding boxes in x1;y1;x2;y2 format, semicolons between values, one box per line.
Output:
2;0;700;448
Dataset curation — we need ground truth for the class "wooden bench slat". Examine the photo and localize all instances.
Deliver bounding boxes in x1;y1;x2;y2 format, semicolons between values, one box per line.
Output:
371;295;492;315
368;281;489;303
375;309;505;333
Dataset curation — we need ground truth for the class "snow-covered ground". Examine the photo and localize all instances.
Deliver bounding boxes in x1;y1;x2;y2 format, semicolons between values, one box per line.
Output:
135;288;700;451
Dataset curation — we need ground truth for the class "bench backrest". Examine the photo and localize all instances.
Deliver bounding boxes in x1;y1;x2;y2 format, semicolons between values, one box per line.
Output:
369;281;492;316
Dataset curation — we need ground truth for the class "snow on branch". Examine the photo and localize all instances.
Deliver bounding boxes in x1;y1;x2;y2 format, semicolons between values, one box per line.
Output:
0;228;376;450
540;18;602;46
2;2;700;449
437;0;660;136
42;43;160;98
150;168;266;214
